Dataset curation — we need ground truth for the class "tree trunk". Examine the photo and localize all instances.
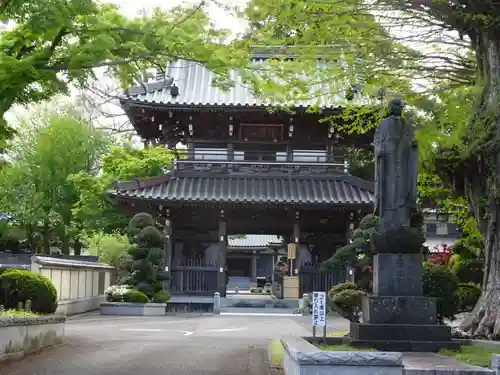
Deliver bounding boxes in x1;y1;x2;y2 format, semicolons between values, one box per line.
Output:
42;219;51;254
73;238;82;256
460;31;500;338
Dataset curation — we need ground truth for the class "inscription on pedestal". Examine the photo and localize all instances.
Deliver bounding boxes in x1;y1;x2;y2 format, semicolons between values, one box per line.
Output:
373;254;422;296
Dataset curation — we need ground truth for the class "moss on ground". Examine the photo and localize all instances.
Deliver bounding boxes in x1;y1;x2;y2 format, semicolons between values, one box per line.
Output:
0;309;39;317
440;345;500;368
269;340;285;368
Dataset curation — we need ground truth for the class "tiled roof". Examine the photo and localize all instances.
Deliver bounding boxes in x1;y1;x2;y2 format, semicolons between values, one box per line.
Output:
228;235;282;248
110;175;374;206
121;59;353;109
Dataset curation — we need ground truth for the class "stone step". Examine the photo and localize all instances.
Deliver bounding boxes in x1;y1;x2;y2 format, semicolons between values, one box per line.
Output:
350;322;452;342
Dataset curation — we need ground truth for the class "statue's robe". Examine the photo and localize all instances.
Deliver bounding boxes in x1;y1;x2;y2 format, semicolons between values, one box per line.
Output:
373;115;418;230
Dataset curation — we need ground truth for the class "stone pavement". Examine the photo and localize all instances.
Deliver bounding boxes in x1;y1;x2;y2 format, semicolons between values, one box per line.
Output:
0;314;350;375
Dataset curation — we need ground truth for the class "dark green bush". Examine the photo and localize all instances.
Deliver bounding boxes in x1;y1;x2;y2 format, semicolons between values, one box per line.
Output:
452;259;484;284
422;262;459;322
0;269;58;314
152;290;171;303
122;289;149;303
124;212;165;294
456;282;481;312
328;281;360;300
330;289;366;322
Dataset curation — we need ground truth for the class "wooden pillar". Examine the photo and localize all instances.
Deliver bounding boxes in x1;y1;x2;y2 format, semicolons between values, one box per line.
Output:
163;209;173;291
252;251;257;281
218;210;227;296
292;211;300;274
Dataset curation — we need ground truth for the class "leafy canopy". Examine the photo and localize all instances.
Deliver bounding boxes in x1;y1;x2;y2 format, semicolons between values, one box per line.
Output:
0;0;250;142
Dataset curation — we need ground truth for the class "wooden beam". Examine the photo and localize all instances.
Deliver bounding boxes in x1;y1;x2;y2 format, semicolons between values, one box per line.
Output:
163;209;173;290
218;209;227;296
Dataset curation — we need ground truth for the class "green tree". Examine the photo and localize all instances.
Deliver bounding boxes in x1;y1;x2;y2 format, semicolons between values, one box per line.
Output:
0;0;250;145
242;0;500;337
0;109;107;254
84;231;130;269
70;145;176;236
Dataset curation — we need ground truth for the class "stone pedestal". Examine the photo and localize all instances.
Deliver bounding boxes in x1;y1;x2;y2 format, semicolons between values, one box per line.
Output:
349;253;457;352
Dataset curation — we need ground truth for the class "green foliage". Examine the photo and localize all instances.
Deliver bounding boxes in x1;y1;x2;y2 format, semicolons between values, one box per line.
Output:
456;283;481;312
0;1;251;143
152;291;171;303
0;110;107;253
321;214;378;271
371;226;423;254
122;290;149;304
125;213;165;298
84;232;130;268
328;281;360;300
0;269;58;314
422;263;459;323
451;258;484;285
329;283;365;323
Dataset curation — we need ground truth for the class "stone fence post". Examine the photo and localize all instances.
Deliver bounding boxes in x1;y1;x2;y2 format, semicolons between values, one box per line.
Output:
213;292;220;315
492;354;500;375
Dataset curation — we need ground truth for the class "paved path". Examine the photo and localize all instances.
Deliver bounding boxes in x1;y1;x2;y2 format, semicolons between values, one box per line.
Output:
0;314;349;375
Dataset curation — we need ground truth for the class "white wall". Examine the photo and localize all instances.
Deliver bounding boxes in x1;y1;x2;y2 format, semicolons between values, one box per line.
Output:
32;258;114;316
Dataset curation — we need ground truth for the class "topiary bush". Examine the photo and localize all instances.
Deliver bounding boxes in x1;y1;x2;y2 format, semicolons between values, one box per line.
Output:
456;282;481;312
330;289;366;322
152;291;171;303
122;289;149;303
0;269;58;314
328;281;360;300
422;262;459;323
328;282;365;322
451;258;484;284
125;212;167;298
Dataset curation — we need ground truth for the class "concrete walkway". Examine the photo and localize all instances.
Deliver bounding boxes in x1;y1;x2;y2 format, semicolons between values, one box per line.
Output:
0;314;349;375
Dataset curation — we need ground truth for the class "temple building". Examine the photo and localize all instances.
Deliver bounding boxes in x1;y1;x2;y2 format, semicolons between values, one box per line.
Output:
110;56;379;297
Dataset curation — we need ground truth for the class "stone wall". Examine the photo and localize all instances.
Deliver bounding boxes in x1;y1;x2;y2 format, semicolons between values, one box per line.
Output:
30;256;115;315
0;316;65;363
281;337;403;375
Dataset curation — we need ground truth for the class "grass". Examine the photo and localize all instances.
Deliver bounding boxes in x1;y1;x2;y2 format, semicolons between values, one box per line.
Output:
327;330;349;337
440;346;500;368
0;309;39;317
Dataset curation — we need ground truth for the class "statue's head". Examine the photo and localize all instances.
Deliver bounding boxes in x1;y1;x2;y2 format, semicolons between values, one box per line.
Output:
388;98;406;117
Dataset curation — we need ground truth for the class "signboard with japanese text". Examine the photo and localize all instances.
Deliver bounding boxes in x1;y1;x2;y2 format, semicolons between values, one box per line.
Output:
312;291;326;327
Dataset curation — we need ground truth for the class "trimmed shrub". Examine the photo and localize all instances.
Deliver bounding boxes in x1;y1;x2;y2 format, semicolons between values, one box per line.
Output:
250;287;256;293
152;291;171;303
328;282;365;322
122;289;149;303
330;289;366;322
125;213;165;296
422;262;459;322
0;269;58;314
456;282;481;312
328;281;360;300
451;258;484;284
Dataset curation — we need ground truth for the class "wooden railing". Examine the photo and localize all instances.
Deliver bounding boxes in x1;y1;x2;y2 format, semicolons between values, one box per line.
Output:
170;259;219;296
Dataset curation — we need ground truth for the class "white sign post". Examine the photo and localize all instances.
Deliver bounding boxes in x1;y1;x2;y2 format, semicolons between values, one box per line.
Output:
312;291;327;343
